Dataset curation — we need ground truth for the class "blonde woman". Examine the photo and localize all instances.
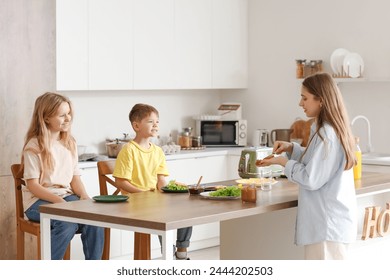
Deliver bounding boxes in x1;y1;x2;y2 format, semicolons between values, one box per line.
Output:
257;73;357;259
22;92;104;260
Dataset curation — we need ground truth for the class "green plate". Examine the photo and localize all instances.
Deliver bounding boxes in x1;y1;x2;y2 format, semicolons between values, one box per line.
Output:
161;186;188;193
92;195;129;203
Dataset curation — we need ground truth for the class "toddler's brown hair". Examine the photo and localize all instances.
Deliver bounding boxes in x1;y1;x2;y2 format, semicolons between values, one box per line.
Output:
129;103;159;123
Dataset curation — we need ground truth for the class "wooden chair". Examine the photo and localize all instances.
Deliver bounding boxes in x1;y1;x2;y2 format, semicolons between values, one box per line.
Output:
97;160;151;260
11;164;72;260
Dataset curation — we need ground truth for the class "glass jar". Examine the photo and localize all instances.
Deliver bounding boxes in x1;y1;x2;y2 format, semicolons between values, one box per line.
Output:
191;136;202;147
295;59;306;79
310;60;318;76
178;132;191;148
316;60;323;72
303;61;311;78
241;184;257;203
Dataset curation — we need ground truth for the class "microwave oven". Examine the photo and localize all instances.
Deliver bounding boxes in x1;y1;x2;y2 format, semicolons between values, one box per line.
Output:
195;120;247;147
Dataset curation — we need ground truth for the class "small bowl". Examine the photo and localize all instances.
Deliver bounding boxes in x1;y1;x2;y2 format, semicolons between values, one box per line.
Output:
188;186;205;195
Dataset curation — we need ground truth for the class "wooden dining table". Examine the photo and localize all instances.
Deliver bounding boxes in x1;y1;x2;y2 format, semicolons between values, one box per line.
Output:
39;172;389;260
39;178;299;260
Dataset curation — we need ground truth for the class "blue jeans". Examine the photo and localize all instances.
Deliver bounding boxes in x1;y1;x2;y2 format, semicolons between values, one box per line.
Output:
158;226;192;249
25;194;104;260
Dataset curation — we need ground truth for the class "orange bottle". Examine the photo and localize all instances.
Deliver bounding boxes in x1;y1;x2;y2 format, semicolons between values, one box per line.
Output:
353;137;362;180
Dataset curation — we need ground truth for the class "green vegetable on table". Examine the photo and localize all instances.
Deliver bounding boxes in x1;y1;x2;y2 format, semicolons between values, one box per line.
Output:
165;180;188;191
209;186;241;197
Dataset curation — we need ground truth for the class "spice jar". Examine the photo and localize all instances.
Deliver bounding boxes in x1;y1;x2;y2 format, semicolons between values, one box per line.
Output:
303;61;311;78
295;59;306;79
241;184;257;203
178;131;191;148
315;60;323;72
191;136;202;147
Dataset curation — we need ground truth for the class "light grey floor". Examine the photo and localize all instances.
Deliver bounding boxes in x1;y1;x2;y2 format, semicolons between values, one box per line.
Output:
189;246;219;260
154;246;220;260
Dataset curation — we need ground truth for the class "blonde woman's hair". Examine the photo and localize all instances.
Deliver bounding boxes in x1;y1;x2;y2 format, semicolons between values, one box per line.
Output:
22;92;76;171
302;73;356;170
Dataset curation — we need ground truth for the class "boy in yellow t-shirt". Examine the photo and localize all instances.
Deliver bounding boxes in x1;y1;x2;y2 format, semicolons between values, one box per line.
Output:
113;103;192;260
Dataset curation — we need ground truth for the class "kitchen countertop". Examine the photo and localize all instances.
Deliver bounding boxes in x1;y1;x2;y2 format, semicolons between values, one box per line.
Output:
78;147;245;168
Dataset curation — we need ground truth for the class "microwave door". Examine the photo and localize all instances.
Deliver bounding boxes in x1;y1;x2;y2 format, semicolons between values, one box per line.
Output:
202;123;221;145
203;133;221;144
221;124;236;145
202;121;238;146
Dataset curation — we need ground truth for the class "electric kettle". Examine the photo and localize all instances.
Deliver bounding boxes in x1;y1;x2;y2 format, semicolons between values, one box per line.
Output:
252;129;269;146
238;147;273;178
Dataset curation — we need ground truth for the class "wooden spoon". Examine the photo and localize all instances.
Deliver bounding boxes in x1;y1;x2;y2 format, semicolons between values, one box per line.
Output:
196;176;203;189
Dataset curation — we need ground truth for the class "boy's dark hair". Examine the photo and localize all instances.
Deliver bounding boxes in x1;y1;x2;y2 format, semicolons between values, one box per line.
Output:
129;103;159;123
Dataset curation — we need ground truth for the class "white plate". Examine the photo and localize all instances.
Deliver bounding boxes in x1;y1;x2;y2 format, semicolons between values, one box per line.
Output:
236;178;278;187
330;48;350;75
199;191;240;200
343;52;364;78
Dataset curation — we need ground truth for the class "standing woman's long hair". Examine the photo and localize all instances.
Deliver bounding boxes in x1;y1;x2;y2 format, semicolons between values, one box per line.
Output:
22;92;76;171
302;73;356;170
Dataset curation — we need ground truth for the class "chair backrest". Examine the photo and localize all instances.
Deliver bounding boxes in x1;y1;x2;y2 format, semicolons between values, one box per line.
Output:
97;160;121;196
11;164;26;220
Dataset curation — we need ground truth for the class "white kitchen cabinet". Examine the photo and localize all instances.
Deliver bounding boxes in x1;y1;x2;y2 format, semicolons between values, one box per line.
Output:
175;0;212;89
212;0;248;88
226;154;241;180
133;0;175;89
88;0;134;90
56;0;248;90
166;155;227;184
56;0;88;90
79;166;100;197
69;166;100;259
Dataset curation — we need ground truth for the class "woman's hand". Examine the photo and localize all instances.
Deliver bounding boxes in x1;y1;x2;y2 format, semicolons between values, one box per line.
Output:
256;155;288;167
273;141;293;155
255;141;292;167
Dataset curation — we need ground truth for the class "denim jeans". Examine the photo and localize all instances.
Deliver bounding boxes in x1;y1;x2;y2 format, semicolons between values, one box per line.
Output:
25;194;104;260
158;226;192;249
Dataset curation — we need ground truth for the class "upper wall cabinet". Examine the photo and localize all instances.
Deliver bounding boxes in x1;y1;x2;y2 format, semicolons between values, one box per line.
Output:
56;0;88;90
89;0;134;90
56;0;248;90
133;0;175;89
175;0;212;89
212;0;248;88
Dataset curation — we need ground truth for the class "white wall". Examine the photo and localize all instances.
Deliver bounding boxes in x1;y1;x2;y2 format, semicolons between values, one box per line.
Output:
222;0;390;153
63;90;222;154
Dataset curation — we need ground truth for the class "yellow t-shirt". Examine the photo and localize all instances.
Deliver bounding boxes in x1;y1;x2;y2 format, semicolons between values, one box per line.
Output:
113;141;169;193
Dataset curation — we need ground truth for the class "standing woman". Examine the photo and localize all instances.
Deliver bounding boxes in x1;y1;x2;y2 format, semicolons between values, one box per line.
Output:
22;92;104;259
257;73;357;260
